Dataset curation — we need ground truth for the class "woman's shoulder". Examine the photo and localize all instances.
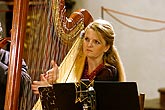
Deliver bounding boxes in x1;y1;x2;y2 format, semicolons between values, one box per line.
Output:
104;63;117;72
95;64;118;81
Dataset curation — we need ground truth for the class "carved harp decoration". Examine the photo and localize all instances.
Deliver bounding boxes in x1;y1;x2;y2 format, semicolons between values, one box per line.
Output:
5;0;93;110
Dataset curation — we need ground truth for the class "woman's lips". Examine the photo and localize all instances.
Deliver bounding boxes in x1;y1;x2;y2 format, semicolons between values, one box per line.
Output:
86;49;92;52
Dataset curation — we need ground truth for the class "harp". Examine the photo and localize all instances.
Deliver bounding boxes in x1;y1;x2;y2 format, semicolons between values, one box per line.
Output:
4;0;93;110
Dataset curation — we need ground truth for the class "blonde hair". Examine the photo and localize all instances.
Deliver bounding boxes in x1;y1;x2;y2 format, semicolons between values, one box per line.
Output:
84;19;126;81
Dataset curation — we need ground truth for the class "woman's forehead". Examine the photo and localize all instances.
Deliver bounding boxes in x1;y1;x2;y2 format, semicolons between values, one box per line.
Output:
85;28;106;43
85;28;100;37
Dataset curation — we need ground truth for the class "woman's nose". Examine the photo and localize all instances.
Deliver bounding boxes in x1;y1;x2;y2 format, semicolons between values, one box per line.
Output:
87;41;93;47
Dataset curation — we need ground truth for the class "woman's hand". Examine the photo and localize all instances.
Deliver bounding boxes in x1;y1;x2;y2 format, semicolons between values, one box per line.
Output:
31;60;59;94
31;74;50;94
45;60;59;84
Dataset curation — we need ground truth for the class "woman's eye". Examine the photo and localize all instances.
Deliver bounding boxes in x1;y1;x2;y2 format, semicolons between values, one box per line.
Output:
84;37;90;42
94;40;101;45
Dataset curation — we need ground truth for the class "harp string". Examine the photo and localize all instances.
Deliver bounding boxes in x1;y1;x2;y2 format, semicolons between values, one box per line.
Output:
27;0;52;80
24;1;54;109
42;0;54;71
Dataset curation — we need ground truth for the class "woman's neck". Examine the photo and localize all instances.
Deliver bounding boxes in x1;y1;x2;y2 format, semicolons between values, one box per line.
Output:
87;57;103;74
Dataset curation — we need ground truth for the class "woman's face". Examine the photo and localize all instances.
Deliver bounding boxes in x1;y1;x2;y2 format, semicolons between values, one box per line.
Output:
83;28;110;59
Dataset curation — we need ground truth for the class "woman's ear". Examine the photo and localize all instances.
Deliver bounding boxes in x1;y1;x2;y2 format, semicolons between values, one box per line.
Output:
104;45;110;53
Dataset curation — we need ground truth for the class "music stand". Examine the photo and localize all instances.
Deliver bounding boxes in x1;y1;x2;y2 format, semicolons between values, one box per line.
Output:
38;81;140;110
94;81;140;110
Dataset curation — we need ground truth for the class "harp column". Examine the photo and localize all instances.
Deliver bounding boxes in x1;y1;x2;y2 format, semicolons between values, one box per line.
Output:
4;0;29;110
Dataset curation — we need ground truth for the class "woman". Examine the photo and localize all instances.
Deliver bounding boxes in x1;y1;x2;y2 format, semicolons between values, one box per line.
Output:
32;19;126;94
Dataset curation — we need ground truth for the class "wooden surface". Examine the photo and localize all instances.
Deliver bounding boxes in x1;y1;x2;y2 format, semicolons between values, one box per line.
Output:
144;98;165;110
4;0;29;109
